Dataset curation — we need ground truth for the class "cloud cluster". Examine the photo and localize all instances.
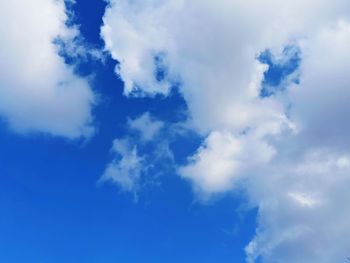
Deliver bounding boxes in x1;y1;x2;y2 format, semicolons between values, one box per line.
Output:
101;0;350;262
0;0;95;138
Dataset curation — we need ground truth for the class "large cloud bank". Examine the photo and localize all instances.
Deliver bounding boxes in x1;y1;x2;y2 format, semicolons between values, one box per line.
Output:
0;0;95;138
101;0;350;262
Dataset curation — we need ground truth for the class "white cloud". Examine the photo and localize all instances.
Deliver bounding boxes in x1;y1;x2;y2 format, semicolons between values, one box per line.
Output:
101;113;169;195
290;21;350;151
101;138;144;194
242;24;350;262
0;0;95;138
287;192;320;208
245;151;350;263
101;0;350;262
179;131;275;198
101;0;350;133
127;112;164;142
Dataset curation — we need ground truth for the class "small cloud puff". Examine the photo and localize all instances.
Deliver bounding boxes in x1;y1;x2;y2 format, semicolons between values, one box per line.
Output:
100;113;171;197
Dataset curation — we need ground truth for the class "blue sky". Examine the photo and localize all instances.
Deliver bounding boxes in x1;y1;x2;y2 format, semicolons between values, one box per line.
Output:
1;1;350;263
0;1;255;262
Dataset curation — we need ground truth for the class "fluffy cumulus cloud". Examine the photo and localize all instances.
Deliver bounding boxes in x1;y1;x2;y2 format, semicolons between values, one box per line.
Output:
179;131;276;197
101;0;350;262
245;151;350;263
0;0;95;138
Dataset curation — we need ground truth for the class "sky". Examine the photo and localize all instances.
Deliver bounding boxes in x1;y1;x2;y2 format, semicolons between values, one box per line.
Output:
0;0;350;263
